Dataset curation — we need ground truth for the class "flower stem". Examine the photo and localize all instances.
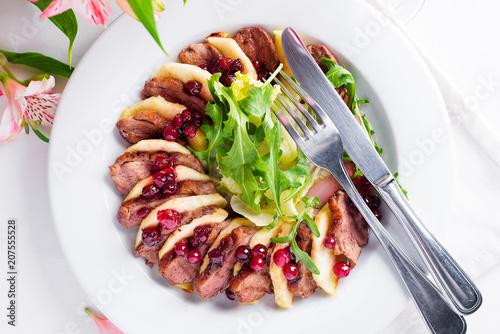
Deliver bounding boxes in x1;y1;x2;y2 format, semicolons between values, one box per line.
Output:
0;58;21;83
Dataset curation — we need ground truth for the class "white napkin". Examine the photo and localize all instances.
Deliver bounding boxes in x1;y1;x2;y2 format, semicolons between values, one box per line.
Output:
361;0;500;333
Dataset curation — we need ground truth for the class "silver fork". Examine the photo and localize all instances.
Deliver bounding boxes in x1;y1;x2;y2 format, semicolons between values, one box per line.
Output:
273;75;466;334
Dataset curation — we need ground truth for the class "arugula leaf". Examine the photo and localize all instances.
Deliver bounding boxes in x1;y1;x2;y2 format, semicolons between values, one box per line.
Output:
127;0;168;55
393;173;408;198
31;0;78;67
0;49;73;78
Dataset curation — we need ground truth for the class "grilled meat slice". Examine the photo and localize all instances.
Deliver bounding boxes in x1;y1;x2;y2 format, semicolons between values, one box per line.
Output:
179;43;223;68
110;151;204;195
234;27;279;73
118;180;216;229
229;257;273;303
135;205;220;267
287;222;317;298
116;110;170;144
194;225;259;299
158;219;229;285
142;77;206;115
328;190;369;269
306;44;348;105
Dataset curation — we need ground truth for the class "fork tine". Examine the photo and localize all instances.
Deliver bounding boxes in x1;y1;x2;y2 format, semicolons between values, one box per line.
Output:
273;78;323;133
275;95;312;139
275;112;307;146
278;71;333;127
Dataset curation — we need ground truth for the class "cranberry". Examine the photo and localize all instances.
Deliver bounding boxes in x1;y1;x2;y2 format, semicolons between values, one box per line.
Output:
218;57;232;71
283;263;299;280
163;168;176;183
175;241;188;256
250;256;265;271
181;109;192;123
155;156;175;169
184;124;197;138
141;227;162;247
365;195;381;209
372;209;382;221
334;261;351;278
163;182;179;196
225;289;235;300
178;123;190;138
172;114;184;129
187;249;202;264
323;235;336;249
137;207;151;219
252;60;261;70
208;249;224;263
353;176;370;190
273;248;291;267
192;111;203;128
142;184;160;199
193;226;209;244
152;172;167;188
231;58;243;72
163;125;179;141
199;63;208;71
157;209;181;230
185;81;202;96
235;245;251;263
252;244;267;258
208;63;219;74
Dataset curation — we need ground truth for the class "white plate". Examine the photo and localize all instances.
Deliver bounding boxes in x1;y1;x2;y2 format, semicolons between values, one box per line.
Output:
47;0;455;333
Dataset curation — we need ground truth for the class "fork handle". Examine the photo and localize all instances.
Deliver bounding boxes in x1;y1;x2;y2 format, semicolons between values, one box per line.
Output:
326;166;466;334
374;178;482;315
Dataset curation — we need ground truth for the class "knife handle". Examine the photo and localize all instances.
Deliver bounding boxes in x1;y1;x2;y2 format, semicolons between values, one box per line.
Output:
375;178;482;315
328;165;466;334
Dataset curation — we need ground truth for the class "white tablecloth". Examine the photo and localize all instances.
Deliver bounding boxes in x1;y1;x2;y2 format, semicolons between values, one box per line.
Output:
1;0;499;333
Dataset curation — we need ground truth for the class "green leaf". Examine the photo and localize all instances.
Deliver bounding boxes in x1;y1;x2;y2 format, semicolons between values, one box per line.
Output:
128;0;168;55
303;214;320;238
0;49;73;78
320;58;355;108
30;0;78;67
393;173;408;198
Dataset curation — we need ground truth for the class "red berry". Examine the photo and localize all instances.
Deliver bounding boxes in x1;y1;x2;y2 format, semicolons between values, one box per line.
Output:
181;109;192;123
142;184;160;199
252;60;261;70
225;289;235;300
285;246;296;262
162;168;176;183
273;248;291;267
155;156;175;169
365;195;381;209
184;124;197;138
250;256;265;271
163;125;179;141
141;227;162;247
187;249;202;264
334;262;351;278
252;244;267;258
163;182;179;196
192;111;203;128
218;57;232;71
185;81;202;96
172;114;184;129
372;209;382;221
137;207;151;219
352;176;370;190
231;58;243;72
235;245;251;263
323;235;336;249
199;63;208;71
208;249;224;263
193;225;209;244
175;241;188;256
152;172;167;188
157;209;181;230
283;263;299;280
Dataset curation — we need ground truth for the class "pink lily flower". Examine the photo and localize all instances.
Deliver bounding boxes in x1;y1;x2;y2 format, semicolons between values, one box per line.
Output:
0;74;60;143
30;0;112;26
115;0;165;21
85;308;124;334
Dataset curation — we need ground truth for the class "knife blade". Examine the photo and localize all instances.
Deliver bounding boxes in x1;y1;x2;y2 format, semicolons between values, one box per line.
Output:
280;27;482;315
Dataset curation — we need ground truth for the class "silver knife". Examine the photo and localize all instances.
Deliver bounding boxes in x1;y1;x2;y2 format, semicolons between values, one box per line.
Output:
281;27;481;315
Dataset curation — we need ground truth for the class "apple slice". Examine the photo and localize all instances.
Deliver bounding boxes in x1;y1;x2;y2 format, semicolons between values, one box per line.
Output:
206;37;257;80
152;63;213;102
123;139;190;155
269;221;294;308
119;96;186;120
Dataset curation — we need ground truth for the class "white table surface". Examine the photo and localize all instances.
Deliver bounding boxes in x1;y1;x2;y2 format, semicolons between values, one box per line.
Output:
1;0;499;333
